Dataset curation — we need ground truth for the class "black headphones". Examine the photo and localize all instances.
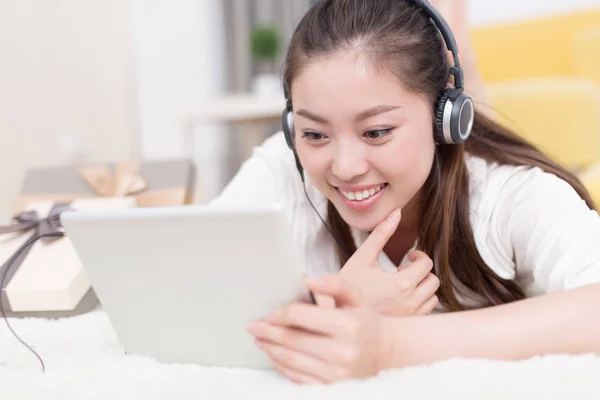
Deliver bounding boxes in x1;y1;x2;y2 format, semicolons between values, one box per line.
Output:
282;0;475;152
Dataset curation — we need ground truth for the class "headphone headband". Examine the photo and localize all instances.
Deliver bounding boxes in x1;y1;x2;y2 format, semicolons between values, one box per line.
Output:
408;0;465;94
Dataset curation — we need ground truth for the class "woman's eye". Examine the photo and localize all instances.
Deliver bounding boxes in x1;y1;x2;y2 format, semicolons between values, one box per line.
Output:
302;132;326;141
364;128;393;140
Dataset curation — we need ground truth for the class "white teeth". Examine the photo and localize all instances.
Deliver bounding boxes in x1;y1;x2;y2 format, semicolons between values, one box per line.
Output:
340;184;385;201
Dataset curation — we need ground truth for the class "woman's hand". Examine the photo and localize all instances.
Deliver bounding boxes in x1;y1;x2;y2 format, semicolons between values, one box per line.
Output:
339;209;439;316
246;275;394;384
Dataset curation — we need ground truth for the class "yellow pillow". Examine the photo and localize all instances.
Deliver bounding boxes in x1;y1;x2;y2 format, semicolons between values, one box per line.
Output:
471;9;600;82
573;26;600;85
578;161;600;207
486;77;600;170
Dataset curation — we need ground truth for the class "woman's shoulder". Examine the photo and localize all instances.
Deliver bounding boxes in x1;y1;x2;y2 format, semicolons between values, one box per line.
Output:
464;153;595;285
221;131;338;274
251;131;299;174
465;154;518;224
211;131;303;206
464;153;584;216
254;131;328;206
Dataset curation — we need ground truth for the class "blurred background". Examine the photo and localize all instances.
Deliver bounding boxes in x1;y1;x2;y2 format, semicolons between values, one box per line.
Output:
1;0;599;221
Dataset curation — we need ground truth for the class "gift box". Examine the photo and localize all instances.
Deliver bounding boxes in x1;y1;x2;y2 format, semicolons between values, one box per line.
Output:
13;159;197;214
0;197;136;313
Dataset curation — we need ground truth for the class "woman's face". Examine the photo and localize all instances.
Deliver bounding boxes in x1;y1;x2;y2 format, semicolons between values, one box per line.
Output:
292;52;437;232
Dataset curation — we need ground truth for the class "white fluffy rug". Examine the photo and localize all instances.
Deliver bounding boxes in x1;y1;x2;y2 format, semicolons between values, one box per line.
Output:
2;303;600;400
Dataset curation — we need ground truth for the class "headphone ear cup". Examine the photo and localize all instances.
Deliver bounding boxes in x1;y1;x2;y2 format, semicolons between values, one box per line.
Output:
282;108;295;150
434;92;450;144
449;93;474;144
434;91;475;145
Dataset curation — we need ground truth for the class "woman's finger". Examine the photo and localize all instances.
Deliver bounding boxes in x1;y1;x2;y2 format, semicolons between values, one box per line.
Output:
307;275;363;308
415;273;440;295
314;293;336;309
396;251;434;287
410;274;440;314
265;303;352;336
247;321;337;361
415;294;439;315
255;339;333;383
347;209;401;268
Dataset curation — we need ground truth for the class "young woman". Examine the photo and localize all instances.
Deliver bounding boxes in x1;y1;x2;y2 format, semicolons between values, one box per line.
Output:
210;0;600;384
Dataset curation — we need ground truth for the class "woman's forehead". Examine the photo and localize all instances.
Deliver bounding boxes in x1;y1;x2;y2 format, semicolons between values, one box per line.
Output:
291;55;415;109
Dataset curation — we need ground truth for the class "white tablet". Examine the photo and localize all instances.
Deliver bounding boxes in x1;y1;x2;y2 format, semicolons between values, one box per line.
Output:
60;203;313;370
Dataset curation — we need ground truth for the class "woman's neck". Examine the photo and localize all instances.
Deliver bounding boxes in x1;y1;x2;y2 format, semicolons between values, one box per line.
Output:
382;196;421;265
384;229;419;266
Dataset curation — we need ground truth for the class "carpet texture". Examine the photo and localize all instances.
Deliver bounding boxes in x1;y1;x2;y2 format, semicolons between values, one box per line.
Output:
2;306;600;399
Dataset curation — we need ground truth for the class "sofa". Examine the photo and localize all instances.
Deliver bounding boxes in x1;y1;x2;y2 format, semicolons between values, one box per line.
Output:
470;9;600;205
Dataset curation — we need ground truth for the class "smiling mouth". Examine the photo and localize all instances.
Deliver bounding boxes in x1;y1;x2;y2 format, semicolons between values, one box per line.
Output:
338;183;388;201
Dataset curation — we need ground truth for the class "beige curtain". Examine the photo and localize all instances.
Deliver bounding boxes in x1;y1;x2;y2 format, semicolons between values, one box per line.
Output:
223;0;313;92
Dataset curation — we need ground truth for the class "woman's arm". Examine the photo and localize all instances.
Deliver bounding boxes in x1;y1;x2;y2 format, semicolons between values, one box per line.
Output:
247;169;600;384
389;168;600;367
384;283;600;368
247;274;600;384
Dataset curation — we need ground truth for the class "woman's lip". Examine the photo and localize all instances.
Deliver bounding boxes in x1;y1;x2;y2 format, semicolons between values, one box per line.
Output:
335;184;388;212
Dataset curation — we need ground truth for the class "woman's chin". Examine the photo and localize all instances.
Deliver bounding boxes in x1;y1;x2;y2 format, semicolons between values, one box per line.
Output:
335;206;391;233
347;217;385;233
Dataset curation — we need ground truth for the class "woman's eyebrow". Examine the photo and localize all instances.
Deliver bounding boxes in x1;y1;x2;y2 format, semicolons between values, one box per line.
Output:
296;104;401;124
355;105;401;121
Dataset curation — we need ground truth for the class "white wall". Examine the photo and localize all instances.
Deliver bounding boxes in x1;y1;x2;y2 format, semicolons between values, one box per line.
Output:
130;0;228;201
0;0;137;221
469;0;600;26
0;0;228;219
130;0;227;161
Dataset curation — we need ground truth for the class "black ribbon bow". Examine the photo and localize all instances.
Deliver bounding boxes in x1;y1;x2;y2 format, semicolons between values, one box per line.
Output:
0;202;72;292
0;202;72;372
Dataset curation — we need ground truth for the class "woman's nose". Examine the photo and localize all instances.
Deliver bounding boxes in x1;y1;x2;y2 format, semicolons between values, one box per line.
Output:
331;146;369;182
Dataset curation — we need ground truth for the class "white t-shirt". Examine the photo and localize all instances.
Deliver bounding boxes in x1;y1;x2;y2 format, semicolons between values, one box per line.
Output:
209;132;600;308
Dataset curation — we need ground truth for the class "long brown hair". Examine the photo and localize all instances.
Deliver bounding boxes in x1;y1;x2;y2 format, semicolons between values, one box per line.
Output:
283;0;596;311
